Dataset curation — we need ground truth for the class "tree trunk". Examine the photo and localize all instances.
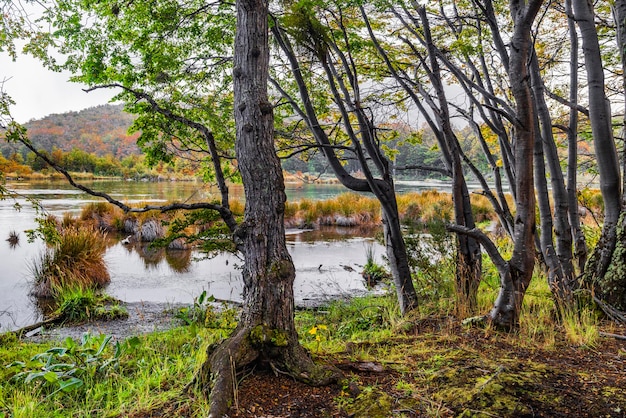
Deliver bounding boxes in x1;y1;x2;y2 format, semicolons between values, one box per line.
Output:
575;0;626;309
487;0;542;329
416;6;482;314
565;0;588;271
199;2;340;415
529;51;575;304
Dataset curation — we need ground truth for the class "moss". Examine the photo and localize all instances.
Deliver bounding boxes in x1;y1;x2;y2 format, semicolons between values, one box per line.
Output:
269;259;294;280
343;387;394;418
430;360;554;416
248;324;289;348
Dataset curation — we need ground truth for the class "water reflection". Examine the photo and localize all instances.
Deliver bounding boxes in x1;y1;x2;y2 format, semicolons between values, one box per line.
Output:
122;242;193;273
6;230;20;249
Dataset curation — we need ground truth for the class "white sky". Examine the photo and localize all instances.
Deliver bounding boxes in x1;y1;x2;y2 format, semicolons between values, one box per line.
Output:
1;51;114;124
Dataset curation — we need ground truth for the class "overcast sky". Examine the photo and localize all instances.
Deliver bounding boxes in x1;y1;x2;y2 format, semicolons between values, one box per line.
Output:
1;51;114;124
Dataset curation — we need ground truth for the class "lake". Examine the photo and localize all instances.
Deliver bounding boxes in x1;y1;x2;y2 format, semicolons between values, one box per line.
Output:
0;178;471;331
0;180;405;331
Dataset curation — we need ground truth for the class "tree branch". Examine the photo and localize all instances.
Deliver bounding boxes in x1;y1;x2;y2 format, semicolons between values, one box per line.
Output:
446;224;508;273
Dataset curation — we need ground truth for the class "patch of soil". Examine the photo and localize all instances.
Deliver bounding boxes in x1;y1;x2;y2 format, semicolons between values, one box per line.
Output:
222;321;626;418
227;371;347;418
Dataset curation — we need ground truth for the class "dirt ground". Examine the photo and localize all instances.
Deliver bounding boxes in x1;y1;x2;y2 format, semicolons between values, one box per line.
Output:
222;322;626;418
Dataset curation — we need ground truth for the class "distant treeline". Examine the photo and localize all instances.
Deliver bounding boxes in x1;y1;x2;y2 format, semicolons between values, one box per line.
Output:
0;148;199;180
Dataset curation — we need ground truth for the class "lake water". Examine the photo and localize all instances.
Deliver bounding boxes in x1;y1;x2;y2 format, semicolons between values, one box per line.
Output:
0;178;472;331
1;180;407;331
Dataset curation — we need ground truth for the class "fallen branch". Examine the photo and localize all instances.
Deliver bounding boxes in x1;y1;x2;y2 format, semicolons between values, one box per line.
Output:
599;331;626;341
6;314;64;339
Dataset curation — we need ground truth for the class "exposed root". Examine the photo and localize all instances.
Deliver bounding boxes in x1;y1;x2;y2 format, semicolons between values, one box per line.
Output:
196;325;342;417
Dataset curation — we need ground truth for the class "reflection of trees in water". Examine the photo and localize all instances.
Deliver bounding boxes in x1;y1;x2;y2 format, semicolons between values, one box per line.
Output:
128;243;192;272
165;250;192;273
32;295;56;317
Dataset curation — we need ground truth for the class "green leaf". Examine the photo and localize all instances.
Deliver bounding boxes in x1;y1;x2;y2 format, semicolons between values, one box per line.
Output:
126;336;141;349
43;371;59;383
59;377;84;392
94;335;113;356
46;347;69;356
24;371;49;383
5;361;26;369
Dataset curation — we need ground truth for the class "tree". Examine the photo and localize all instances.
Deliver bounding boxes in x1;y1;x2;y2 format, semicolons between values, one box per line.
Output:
270;3;419;314
194;1;340;415
576;0;626;312
3;0;342;414
361;2;483;313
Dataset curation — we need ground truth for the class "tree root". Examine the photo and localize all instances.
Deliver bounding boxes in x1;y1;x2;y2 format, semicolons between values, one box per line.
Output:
196;325;343;418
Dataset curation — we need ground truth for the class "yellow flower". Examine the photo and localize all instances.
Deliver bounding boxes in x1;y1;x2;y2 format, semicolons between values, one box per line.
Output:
308;326;318;335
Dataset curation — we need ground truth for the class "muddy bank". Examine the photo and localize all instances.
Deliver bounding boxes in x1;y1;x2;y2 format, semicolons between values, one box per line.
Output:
23;291;375;343
25;301;188;343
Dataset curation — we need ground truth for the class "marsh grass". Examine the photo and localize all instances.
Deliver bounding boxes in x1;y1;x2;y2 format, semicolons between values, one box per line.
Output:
285;193;381;227
52;287;128;323
30;226;110;299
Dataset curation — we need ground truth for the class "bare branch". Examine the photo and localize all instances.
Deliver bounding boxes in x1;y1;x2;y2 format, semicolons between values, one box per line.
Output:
446;224;508;273
16;134;238;230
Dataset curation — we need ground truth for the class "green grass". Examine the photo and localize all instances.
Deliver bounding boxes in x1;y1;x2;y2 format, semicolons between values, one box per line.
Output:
1;327;213;417
54;287;128;323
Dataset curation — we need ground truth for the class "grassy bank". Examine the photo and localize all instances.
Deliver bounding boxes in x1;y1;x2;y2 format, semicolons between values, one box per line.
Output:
2;265;624;417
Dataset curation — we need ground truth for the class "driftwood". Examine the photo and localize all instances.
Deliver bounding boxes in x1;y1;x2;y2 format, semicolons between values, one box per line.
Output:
5;314;64;339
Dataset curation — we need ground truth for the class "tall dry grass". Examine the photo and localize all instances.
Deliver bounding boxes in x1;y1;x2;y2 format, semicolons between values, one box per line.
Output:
30;226;110;299
284;193;381;228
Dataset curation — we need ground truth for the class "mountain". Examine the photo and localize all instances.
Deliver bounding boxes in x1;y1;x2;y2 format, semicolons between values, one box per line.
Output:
2;104;140;159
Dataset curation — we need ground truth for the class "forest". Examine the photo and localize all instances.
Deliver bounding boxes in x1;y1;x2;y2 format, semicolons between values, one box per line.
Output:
1;0;626;417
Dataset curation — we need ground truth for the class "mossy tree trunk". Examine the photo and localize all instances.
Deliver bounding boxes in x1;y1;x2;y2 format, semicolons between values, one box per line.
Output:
198;1;340;415
574;0;626;310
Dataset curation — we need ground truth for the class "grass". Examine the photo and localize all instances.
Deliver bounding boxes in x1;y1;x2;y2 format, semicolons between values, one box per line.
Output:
0;271;615;417
30;226;110;299
1;328;213;417
53;287;128;323
283;190;503;229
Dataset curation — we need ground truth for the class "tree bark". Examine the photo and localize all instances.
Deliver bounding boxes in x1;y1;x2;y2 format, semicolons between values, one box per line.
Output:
575;0;626;309
486;0;542;329
199;2;340;415
565;0;588;271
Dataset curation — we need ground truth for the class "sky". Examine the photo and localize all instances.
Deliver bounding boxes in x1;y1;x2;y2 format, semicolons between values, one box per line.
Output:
1;50;114;123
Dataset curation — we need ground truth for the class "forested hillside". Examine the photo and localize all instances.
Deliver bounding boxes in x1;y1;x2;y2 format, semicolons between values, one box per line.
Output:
1;104;139;159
